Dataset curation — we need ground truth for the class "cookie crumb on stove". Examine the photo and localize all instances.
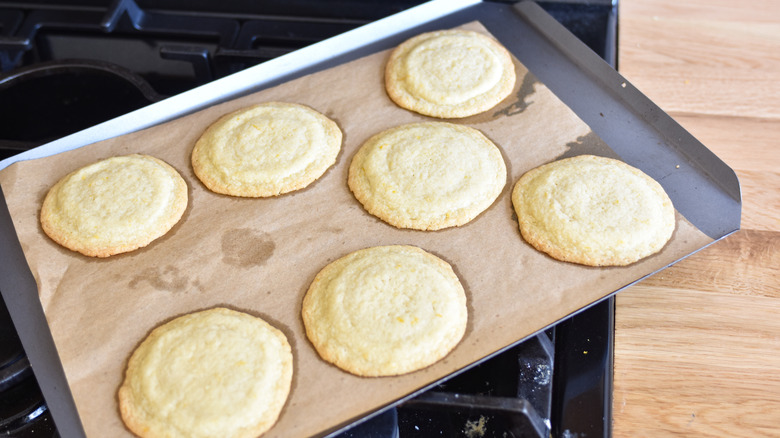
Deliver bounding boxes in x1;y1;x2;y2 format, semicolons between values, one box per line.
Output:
463;416;488;438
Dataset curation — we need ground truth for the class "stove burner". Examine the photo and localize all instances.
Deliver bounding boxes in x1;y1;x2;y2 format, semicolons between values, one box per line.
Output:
0;373;52;437
0;59;160;156
0;0;422;96
0;297;55;437
0;298;30;392
396;331;555;437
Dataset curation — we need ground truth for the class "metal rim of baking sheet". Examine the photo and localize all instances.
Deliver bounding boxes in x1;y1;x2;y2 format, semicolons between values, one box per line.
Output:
0;1;741;437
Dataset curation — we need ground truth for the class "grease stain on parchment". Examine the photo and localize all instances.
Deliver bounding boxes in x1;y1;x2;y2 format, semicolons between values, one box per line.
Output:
221;228;275;268
129;265;189;293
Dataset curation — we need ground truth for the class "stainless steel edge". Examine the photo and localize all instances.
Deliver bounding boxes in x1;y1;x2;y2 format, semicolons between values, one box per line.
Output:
0;186;87;437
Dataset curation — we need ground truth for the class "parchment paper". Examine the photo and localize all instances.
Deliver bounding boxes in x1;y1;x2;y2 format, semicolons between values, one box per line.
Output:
0;23;712;437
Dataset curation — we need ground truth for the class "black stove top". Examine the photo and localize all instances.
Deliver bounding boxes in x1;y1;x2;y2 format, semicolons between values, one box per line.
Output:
0;1;617;436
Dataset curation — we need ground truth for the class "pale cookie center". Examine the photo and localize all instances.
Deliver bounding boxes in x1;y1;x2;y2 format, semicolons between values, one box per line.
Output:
533;166;668;249
365;128;498;213
325;254;461;361
404;36;503;105
214;112;323;182
57;160;175;241
138;325;277;434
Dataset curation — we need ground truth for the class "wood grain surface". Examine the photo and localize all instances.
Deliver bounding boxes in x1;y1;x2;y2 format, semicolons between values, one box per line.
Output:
614;0;780;436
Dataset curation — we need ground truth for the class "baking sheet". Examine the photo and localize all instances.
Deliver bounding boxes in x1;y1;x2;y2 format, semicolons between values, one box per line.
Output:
0;2;740;437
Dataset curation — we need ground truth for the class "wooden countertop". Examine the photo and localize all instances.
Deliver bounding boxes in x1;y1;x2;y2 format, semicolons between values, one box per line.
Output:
614;0;780;435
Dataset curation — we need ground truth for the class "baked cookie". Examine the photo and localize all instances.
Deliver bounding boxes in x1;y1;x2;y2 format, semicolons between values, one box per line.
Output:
192;102;342;197
40;154;187;258
385;29;516;118
348;122;506;230
302;245;467;377
118;307;293;438
511;155;676;266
